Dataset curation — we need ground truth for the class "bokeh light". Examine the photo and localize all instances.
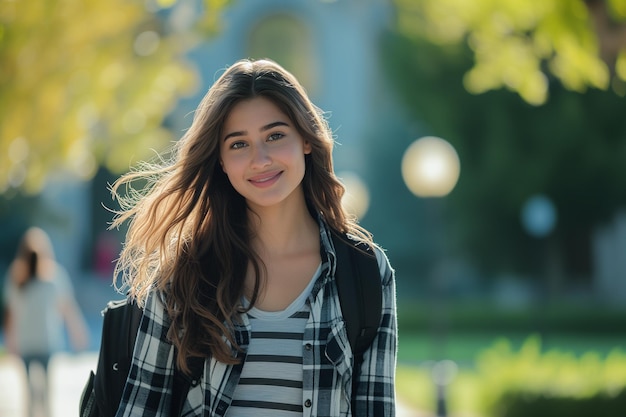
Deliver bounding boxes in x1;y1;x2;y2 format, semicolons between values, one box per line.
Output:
338;171;370;219
401;136;461;198
521;194;557;238
134;31;161;56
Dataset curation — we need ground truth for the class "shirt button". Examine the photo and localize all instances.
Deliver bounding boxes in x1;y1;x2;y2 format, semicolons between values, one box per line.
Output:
304;399;312;408
305;343;312;351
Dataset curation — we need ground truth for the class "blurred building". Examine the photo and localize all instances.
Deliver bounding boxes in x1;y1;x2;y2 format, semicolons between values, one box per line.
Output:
169;0;394;173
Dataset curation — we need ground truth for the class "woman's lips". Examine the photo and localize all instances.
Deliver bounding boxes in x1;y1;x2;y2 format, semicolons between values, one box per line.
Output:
248;171;283;187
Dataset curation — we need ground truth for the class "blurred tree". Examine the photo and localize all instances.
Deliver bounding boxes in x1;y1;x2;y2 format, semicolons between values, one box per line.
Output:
380;26;626;287
0;0;229;195
393;0;626;105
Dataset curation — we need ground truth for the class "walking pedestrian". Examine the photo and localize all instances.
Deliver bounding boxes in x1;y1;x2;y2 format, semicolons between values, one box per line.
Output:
3;226;89;417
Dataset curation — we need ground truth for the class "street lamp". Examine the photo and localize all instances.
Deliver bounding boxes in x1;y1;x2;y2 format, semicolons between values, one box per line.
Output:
401;135;461;265
521;193;559;332
401;136;461;417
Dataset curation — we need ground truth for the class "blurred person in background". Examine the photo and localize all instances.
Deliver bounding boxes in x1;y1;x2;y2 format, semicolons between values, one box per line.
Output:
3;226;89;417
110;58;397;416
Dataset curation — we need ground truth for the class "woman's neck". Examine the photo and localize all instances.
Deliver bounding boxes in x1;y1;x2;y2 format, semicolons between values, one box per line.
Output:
248;201;319;256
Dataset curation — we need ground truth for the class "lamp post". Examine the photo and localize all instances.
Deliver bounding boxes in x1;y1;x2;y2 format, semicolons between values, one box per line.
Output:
521;193;558;295
520;193;558;343
401;136;461;417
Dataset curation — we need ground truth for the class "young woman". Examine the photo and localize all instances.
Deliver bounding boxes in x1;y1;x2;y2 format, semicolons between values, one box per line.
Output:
3;227;89;417
111;58;397;416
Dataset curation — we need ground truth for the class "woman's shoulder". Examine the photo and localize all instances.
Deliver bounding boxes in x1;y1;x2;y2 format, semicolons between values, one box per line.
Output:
371;243;394;285
333;230;394;285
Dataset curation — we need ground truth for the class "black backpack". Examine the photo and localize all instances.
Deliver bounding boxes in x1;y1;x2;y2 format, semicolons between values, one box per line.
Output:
79;233;382;417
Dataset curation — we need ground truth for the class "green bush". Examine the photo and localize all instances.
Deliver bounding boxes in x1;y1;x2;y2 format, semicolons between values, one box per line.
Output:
496;388;626;417
447;335;626;417
396;365;435;412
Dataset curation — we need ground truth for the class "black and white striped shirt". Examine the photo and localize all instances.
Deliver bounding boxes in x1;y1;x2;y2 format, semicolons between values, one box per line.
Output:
228;265;320;416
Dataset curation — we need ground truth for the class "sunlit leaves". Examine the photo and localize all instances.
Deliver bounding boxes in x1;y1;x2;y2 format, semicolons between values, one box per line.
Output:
0;0;228;195
196;0;231;36
393;0;626;105
608;0;626;19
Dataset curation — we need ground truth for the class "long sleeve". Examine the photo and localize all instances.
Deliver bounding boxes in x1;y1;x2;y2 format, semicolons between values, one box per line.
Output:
116;292;175;417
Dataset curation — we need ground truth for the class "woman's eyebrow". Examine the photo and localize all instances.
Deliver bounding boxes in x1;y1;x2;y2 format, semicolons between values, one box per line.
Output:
223;130;245;142
223;121;290;142
261;121;289;131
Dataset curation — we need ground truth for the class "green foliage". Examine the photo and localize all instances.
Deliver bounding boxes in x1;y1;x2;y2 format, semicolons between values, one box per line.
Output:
0;0;230;195
396;365;436;413
397;336;626;416
496;389;626;417
392;0;626;105
465;336;626;416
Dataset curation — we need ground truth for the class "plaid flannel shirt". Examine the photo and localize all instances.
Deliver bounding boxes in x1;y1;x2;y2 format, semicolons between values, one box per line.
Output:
115;220;397;417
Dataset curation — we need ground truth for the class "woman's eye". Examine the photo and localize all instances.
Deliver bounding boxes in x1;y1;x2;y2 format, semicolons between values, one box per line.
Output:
230;141;247;150
268;133;284;141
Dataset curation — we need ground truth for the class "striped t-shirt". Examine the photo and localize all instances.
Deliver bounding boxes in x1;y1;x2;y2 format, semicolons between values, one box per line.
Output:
227;264;321;417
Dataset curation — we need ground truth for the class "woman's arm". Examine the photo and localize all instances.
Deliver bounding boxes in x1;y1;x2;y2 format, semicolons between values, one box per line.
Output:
58;296;90;351
54;266;90;351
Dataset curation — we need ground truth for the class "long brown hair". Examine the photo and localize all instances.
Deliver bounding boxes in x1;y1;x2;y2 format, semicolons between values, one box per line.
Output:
110;59;372;371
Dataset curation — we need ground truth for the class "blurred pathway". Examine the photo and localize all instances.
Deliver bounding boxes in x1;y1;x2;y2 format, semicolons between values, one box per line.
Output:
0;352;431;417
0;352;97;417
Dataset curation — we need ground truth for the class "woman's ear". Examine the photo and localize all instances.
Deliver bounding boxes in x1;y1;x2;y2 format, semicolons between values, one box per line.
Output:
303;141;312;155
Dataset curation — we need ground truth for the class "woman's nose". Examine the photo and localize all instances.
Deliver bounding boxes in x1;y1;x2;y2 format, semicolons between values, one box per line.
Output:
250;142;271;168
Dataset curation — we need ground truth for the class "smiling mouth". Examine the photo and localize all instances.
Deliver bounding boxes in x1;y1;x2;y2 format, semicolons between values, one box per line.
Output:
249;171;283;185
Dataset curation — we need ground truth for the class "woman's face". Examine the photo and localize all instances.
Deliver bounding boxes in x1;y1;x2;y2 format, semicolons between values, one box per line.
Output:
220;97;312;211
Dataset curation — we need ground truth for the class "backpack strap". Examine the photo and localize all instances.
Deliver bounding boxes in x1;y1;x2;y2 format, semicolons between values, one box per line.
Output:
332;233;382;356
331;232;382;409
92;298;142;417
